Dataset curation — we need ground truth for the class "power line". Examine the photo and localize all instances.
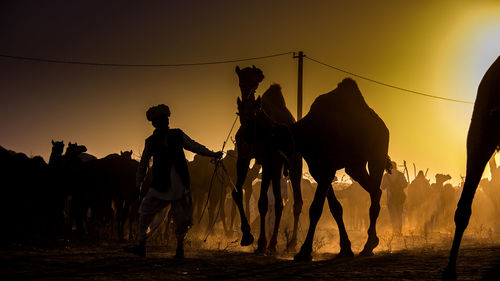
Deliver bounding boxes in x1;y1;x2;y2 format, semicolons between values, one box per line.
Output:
305;56;474;104
0;50;475;104
0;52;294;67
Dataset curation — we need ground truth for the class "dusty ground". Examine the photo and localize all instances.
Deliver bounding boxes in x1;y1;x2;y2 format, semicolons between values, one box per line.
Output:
1;238;499;281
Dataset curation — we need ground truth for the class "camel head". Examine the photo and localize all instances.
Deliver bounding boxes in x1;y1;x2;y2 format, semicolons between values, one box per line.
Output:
65;142;87;158
435;173;452;184
51;140;65;156
236;65;264;101
237;95;262;127
120;150;133;159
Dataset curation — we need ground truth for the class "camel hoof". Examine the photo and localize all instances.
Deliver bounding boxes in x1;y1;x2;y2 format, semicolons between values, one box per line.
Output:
359;236;379;256
254;247;267;255
255;237;267;253
286;240;297;252
267;238;278;254
442;266;457;281
336;249;354;258
241;232;254;246
294;250;312;261
358;249;374;257
255;240;268;255
267;245;277;255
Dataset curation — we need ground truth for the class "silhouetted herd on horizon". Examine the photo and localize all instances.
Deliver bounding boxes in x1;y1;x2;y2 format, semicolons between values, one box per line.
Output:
3;139;494;249
0;142;140;246
0;142;264;246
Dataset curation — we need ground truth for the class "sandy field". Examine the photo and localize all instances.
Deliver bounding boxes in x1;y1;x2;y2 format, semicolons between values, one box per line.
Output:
1;236;499;281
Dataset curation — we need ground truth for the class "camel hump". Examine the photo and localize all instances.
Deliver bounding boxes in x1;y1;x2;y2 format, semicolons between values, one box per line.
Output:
262;84;285;106
472;56;500;121
478;56;500;94
261;84;296;124
309;77;368;115
337;78;367;104
337;78;358;91
78;153;97;163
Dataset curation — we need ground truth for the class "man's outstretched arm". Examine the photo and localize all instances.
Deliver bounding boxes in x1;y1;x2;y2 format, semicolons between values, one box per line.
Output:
182;131;222;159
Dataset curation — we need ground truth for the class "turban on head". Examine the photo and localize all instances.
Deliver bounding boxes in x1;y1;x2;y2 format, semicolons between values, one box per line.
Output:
146;104;170;121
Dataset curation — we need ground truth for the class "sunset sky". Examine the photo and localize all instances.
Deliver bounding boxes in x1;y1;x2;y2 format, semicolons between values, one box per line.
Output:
1;0;499;184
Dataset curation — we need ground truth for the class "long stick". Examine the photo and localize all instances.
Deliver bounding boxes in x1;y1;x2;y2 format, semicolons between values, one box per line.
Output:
198;115;239;224
403;160;410;183
203;161;237;241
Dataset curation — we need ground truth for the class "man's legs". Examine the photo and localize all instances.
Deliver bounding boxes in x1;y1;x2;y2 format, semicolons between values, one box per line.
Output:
125;195;169;257
171;193;194;259
395;203;403;234
388;203;397;235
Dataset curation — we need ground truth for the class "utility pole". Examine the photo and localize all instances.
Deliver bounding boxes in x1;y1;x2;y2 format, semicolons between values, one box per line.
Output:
294;51;305;120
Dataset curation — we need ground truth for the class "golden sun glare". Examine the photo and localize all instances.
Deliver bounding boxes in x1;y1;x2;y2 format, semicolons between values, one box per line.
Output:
432;5;500;180
448;7;500;101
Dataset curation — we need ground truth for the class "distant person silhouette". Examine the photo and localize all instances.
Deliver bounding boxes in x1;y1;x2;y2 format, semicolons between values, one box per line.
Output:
406;170;430;231
124;104;222;258
381;161;408;235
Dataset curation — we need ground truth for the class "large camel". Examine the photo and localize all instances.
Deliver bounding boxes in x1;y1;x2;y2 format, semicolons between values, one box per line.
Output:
233;66;303;253
443;56;500;280
269;78;392;260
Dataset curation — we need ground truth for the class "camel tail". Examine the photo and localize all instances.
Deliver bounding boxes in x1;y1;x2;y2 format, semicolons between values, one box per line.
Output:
384;155;392;174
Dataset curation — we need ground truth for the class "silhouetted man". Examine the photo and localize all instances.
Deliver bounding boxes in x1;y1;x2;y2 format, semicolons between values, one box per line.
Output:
381;161;408;235
406;170;430;230
124;104;222;258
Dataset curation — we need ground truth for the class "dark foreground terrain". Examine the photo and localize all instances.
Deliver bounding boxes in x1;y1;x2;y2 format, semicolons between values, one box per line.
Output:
1;241;499;280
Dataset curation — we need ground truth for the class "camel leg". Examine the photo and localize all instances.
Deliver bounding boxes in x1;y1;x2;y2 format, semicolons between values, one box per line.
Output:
116;199;129;242
443;137;496;280
360;187;382;256
121;201;131;242
268;169;284;254
294;180;330;261
229;194;237;233
206;189;216;234
287;157;303;252
347;161;383;256
191;193;201;227
71;197;87;239
115;200;125;241
326;186;353;258
219;183;229;235
128;201;138;241
232;157;254;246
195;192;209;231
256;167;272;253
244;185;253;224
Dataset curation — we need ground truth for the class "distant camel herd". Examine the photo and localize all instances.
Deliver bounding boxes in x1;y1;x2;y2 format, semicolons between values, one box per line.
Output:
0;141;259;244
